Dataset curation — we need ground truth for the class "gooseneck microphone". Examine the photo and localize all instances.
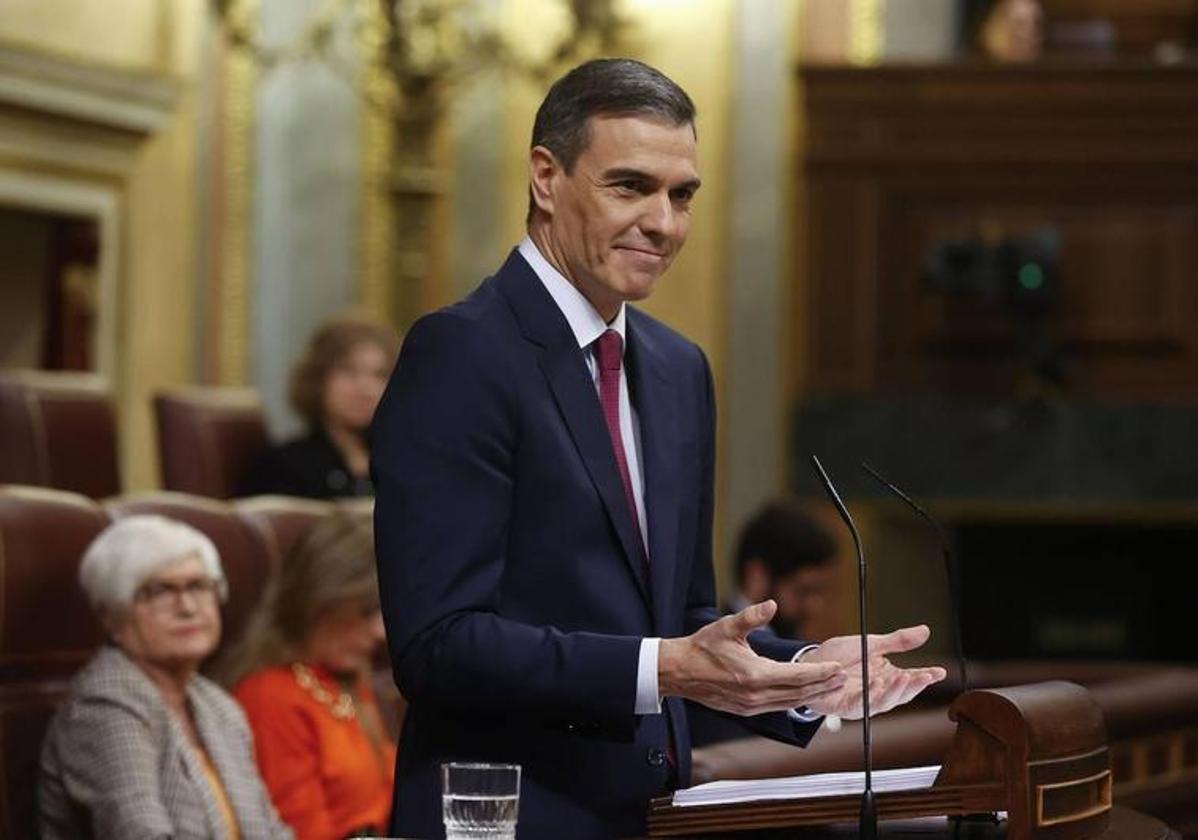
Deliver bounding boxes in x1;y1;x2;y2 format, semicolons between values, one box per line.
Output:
810;455;877;840
860;461;969;694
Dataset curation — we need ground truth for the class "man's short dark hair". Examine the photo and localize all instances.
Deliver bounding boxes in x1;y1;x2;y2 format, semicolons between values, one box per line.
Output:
527;58;696;222
531;58;696;171
734;498;837;585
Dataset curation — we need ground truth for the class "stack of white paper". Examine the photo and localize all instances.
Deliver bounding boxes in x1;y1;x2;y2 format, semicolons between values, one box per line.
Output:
673;765;942;808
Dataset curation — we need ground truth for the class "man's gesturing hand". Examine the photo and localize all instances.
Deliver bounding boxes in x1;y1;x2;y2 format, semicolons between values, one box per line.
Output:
658;600;847;715
798;625;947;720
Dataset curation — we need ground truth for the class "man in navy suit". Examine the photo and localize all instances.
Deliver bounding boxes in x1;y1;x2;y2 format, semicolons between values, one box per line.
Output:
373;58;945;839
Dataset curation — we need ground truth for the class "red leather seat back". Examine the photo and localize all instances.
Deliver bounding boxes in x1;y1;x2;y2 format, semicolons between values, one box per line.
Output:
0;372;120;498
154;388;269;499
0;486;108;839
234;495;335;569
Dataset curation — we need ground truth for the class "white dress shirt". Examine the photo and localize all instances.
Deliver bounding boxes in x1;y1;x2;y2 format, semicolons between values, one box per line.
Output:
518;237;661;714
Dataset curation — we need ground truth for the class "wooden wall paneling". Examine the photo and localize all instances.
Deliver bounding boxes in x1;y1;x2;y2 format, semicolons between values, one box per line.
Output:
798;61;1198;402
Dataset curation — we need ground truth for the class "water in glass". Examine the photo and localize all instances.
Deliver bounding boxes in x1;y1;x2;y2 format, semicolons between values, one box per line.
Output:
442;792;518;838
441;762;520;840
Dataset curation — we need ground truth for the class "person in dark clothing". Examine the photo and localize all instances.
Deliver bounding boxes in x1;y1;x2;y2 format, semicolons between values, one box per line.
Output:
689;497;840;747
371;59;942;839
727;498;838;639
243;313;399;499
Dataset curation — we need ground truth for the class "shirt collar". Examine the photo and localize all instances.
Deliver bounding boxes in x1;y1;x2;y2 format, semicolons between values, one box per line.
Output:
518;235;626;352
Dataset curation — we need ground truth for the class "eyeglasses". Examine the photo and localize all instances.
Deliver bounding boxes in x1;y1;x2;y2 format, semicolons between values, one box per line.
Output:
134;577;221;611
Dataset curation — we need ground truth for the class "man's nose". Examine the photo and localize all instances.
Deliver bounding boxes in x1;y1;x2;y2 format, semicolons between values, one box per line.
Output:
639;192;678;239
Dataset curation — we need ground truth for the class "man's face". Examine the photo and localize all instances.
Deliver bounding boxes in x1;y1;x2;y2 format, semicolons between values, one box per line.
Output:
770;565;835;639
531;114;700;319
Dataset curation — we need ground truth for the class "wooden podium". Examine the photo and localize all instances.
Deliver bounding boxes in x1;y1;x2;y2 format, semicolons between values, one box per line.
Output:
648;682;1113;839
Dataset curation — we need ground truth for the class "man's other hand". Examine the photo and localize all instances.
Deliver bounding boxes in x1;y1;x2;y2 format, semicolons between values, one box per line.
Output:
798;625;947;720
658;600;847;715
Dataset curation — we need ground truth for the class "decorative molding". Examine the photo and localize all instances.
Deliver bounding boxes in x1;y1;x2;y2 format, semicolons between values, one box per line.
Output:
214;0;626;332
849;0;886;65
0;112;139;179
0;41;178;134
216;22;257;387
358;2;397;322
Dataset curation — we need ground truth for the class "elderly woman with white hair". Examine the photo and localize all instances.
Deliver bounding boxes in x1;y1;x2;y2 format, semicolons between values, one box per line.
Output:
38;515;293;840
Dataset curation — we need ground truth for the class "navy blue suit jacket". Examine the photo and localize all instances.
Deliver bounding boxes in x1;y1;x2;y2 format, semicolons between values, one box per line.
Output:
372;251;820;839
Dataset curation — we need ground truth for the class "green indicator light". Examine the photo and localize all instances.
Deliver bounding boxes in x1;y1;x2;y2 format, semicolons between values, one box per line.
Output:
1019;263;1045;291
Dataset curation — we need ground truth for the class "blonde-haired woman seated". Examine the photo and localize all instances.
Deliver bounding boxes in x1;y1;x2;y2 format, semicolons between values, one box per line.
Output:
38;515;292;840
223;513;395;840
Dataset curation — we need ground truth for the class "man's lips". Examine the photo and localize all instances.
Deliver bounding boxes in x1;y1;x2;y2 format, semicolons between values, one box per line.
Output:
615;245;668;259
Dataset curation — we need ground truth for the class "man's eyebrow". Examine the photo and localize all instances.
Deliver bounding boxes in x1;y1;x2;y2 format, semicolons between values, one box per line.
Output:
600;167;702;192
600;167;654;183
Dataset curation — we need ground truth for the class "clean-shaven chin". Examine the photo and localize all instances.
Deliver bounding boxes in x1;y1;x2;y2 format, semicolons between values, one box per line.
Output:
612;247;671;293
614;245;668;270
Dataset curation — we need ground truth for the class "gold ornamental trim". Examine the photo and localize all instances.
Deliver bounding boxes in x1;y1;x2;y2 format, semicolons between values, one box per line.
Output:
357;1;397;323
849;0;885;65
217;0;258;386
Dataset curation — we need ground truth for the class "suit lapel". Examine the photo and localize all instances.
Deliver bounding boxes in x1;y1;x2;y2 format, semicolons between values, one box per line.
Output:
626;313;681;632
109;647;231;838
190;684;258;836
496;253;653;608
167;689;232;838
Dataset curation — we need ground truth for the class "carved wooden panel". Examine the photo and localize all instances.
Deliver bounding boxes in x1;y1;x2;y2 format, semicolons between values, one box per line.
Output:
799;61;1198;402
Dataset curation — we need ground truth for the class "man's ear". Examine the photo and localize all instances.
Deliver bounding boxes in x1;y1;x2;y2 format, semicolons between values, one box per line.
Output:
528;145;560;216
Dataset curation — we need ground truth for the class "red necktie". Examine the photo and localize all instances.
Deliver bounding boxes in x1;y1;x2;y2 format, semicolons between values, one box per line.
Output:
595;330;645;556
598;330;676;775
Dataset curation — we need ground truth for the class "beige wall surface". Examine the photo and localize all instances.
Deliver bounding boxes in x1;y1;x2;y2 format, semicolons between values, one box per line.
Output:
0;0;205;491
121;2;204;489
0;0;172;72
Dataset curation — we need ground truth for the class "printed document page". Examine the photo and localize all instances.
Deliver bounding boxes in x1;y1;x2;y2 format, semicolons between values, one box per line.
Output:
673;765;942;808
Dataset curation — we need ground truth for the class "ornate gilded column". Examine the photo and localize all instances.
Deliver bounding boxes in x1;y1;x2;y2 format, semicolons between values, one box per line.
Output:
388;83;446;329
213;0;626;337
203;0;258;386
849;0;886;64
358;2;398;320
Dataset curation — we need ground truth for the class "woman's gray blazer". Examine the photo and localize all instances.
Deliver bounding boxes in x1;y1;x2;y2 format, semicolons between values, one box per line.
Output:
38;645;293;839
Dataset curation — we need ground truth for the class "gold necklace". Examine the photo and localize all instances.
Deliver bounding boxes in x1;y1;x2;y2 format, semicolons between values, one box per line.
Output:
291;663;356;720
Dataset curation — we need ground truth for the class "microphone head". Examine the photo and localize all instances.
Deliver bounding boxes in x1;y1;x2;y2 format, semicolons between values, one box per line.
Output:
810;455;853;528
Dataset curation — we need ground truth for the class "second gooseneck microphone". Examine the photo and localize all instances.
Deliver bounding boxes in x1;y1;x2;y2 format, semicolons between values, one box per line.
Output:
810;455;877;840
860;461;969;694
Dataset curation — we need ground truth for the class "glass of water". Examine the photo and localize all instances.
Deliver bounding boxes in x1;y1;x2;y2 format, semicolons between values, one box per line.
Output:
441;762;521;839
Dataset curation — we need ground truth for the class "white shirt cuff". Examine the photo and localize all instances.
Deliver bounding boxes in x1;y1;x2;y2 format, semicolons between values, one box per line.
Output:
789;644;824;722
792;643;820;662
635;637;662;715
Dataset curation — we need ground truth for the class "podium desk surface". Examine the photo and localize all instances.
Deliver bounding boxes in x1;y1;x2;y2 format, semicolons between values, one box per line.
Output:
629;805;1177;840
374;806;1178;839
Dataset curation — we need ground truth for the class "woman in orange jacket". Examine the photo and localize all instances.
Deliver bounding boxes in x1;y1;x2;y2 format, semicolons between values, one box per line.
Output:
222;513;396;840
